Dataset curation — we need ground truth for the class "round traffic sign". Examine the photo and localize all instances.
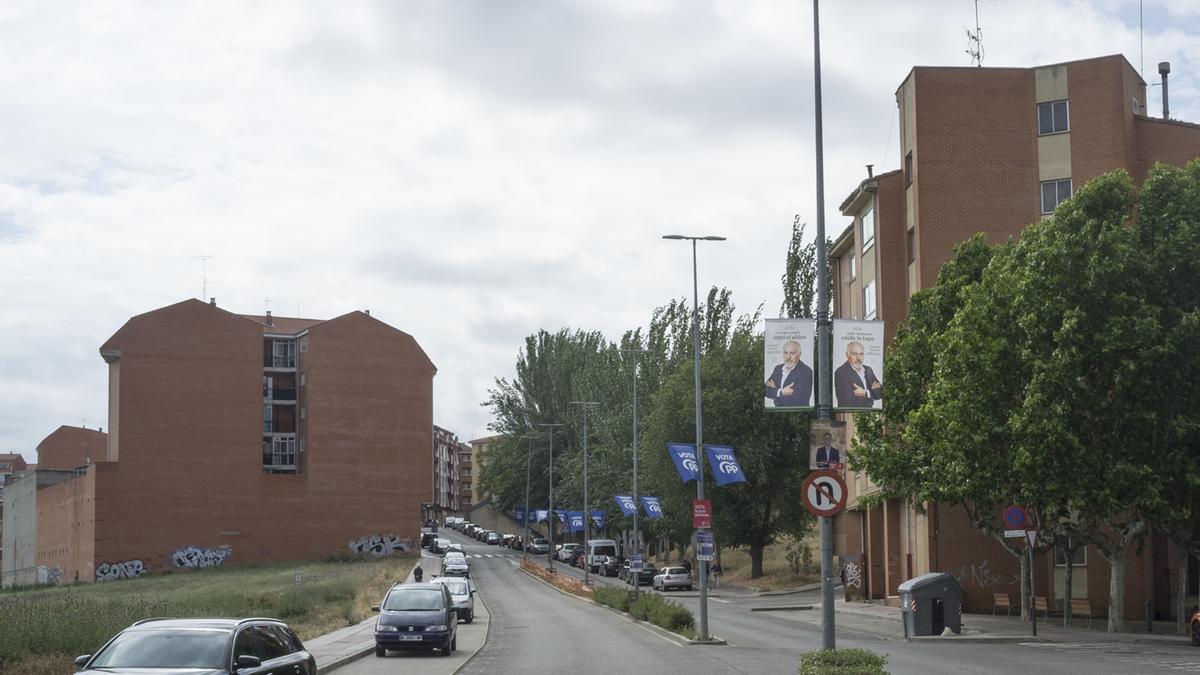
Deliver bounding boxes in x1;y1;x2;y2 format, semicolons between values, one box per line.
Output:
1003;505;1027;529
801;470;847;517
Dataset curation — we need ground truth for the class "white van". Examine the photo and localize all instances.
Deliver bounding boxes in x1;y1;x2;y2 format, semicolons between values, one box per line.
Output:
586;539;619;573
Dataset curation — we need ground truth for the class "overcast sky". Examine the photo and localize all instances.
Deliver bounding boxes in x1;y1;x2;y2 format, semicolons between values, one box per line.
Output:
2;0;1198;460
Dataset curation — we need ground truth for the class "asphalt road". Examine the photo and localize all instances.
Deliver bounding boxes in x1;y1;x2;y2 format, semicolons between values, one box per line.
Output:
330;529;1200;674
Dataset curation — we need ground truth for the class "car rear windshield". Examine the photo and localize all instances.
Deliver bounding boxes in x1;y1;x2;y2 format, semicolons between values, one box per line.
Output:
384;589;445;611
444;553;466;561
441;580;469;595
667;567;688;574
592;546;616;557
89;629;227;668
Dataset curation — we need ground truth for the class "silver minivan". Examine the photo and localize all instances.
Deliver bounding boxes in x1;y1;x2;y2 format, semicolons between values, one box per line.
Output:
432;576;476;623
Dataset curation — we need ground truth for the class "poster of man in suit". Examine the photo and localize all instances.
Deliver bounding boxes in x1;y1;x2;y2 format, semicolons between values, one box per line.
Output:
833;319;884;411
809;421;847;471
763;318;814;411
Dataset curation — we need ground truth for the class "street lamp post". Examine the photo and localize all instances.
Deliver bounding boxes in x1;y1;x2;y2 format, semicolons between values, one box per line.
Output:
621;348;648;595
539;423;562;573
520;433;540;564
571;401;599;584
663;233;725;642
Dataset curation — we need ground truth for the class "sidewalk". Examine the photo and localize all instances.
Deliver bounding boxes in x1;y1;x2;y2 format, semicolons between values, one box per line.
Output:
828;599;1195;646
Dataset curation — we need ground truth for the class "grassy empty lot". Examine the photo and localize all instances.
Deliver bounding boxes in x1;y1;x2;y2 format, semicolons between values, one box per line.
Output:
0;554;417;675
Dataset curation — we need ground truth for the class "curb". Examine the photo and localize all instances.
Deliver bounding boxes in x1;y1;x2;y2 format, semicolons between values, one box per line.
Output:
317;646;374;675
751;605;815;612
452;588;492;674
907;635;1056;644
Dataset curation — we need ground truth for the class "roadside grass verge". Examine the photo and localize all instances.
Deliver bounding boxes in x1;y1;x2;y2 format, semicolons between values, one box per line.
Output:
0;555;416;675
593;586;696;640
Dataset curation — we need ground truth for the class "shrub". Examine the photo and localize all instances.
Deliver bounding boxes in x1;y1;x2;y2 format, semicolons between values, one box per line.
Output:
798;648;888;674
592;587;694;638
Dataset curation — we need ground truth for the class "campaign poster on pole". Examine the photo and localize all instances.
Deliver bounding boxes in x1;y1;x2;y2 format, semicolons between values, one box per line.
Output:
763;318;815;411
832;319;884;412
809;420;848;472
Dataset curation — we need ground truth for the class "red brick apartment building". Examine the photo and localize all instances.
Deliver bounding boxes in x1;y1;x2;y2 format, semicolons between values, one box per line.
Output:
831;55;1200;620
432;425;465;520
1;298;434;586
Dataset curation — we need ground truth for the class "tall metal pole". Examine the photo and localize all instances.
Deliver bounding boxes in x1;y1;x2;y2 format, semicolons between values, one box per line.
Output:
571;401;599;584
812;0;836;651
521;433;538;564
622;348;647;595
540;423;562;572
663;234;723;642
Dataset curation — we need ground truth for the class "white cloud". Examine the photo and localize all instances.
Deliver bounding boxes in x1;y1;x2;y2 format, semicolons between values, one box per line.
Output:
1;0;1197;459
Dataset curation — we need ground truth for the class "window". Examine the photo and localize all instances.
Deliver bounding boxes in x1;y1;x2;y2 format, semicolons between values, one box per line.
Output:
233;628;261;661
254;625;291;661
266;436;297;472
863;281;877;320
848;252;857;280
860;207;875;252
1055;541;1087;567
263;405;272;433
271;340;296;368
904;151;913;186
906;229;915;263
1041;178;1073;214
1037;100;1069;134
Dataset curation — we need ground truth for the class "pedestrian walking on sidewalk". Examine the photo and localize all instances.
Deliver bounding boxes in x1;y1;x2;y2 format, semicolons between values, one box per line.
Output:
711;562;722;588
413;563;423;583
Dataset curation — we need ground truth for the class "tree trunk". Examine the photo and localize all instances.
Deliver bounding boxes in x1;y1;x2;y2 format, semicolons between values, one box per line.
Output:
1107;553;1126;633
1178;548;1191;635
1019;549;1030;622
1064;554;1074;628
749;543;765;579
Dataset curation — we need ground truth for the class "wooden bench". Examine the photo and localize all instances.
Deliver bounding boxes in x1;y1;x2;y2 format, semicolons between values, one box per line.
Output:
992;592;1012;618
1033;596;1050;618
1069;599;1098;629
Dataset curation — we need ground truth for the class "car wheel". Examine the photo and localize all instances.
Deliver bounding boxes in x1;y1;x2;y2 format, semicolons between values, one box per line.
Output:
686;586;693;591
375;646;386;657
464;614;473;624
442;639;453;655
452;635;458;650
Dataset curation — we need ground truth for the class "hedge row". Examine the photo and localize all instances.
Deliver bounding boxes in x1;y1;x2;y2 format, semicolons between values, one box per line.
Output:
592;586;695;638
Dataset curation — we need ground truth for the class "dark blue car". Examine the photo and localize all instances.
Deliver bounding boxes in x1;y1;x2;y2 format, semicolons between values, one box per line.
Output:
373;582;458;657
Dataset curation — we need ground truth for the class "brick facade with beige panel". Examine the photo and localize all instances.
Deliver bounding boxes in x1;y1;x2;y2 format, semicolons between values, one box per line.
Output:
832;54;1200;618
11;298;434;584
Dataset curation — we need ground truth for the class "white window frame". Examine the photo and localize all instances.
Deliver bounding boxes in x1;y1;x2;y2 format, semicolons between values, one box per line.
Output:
863;281;877;320
860;207;875;253
1041;178;1073;214
1037;100;1069;135
848;252;857;281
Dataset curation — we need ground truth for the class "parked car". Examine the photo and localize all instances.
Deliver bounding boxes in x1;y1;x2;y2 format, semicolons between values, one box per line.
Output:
444;543;464;556
527;538;550;554
421;532;437;549
557;543;581;562
441;552;470;577
1191;609;1200;646
373;582;458;657
432;576;476;624
433;538;452;554
486;532;501;545
626;563;658;586
652;566;693;592
500;534;515;547
586;539;618;573
601;555;625;577
74;617;316;675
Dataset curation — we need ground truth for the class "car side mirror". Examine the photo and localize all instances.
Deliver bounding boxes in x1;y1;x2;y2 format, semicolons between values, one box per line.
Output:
371;605;381;612
470;589;476;594
74;655;91;667
235;654;262;670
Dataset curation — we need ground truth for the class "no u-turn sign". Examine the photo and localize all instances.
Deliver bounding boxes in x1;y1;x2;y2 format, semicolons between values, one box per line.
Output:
802;470;847;517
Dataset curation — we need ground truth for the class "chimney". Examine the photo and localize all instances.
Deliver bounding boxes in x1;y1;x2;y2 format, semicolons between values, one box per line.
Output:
866;164;874;179
365;309;371;316
209;297;216;306
1159;61;1171;119
265;310;274;327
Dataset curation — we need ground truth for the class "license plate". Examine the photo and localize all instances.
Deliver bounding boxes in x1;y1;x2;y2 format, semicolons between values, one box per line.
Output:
399;635;422;641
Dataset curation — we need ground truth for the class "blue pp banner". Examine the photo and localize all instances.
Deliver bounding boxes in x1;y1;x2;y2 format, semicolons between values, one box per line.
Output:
568;511;585;533
555;510;567;524
614;495;637;516
514;507;526;523
705;445;748;486
666;443;701;483
590;510;606;529
534;509;549;523
640;496;664;520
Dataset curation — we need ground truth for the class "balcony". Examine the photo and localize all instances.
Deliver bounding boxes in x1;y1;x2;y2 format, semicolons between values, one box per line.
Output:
266;388;297;401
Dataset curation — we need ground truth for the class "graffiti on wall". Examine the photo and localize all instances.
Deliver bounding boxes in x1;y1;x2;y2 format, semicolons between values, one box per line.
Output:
948;559;1020;588
348;534;407;556
171;545;232;569
844;561;863;589
96;560;146;582
36;565;63;585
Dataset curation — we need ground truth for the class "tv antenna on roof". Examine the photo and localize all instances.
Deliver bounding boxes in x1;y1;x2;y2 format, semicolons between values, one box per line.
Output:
193;255;213;300
966;0;985;67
